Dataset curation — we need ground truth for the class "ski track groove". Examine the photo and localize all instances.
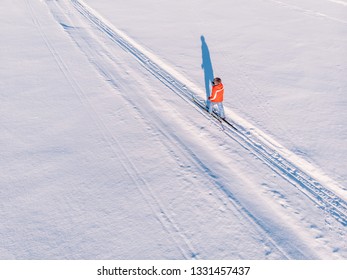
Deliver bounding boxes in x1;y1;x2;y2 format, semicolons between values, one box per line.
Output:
69;0;347;228
32;0;198;259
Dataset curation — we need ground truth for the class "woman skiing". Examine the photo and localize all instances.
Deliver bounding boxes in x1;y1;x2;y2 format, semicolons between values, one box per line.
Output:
208;77;225;119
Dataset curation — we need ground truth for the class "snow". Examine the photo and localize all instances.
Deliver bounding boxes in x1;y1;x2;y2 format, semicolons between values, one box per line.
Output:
0;0;346;259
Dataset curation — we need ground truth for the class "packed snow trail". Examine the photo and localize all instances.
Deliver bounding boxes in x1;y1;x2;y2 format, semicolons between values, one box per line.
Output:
65;0;347;227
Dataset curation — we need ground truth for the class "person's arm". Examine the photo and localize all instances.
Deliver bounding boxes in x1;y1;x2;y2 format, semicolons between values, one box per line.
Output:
209;86;217;101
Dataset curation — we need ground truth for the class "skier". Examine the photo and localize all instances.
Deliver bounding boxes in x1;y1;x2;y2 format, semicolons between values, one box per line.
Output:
208;77;225;119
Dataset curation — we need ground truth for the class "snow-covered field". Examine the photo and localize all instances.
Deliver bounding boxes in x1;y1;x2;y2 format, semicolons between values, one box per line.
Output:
1;0;346;259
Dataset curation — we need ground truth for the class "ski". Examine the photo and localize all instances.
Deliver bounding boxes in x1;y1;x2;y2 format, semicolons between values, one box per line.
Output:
221;116;238;130
192;97;237;130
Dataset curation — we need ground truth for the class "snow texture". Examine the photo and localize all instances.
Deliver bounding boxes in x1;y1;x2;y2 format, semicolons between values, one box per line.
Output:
0;0;346;259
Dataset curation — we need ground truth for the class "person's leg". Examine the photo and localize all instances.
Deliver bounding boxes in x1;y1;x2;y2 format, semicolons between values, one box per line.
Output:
218;102;225;118
208;102;214;114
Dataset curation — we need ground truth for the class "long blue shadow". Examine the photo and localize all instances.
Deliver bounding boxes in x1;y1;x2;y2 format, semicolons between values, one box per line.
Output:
201;35;214;104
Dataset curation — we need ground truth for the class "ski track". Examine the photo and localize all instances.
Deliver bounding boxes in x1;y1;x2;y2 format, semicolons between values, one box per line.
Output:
38;0;347;258
63;0;347;228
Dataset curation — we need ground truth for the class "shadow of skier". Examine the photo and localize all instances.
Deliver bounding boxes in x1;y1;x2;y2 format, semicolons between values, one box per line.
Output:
201;35;214;107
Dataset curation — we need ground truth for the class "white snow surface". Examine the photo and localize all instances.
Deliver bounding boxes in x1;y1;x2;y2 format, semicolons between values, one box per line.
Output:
0;0;346;259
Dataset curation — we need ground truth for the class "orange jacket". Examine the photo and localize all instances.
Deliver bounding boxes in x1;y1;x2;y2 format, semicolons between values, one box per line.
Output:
209;83;224;102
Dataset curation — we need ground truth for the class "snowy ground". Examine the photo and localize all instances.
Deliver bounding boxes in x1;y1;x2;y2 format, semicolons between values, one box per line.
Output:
0;0;346;259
